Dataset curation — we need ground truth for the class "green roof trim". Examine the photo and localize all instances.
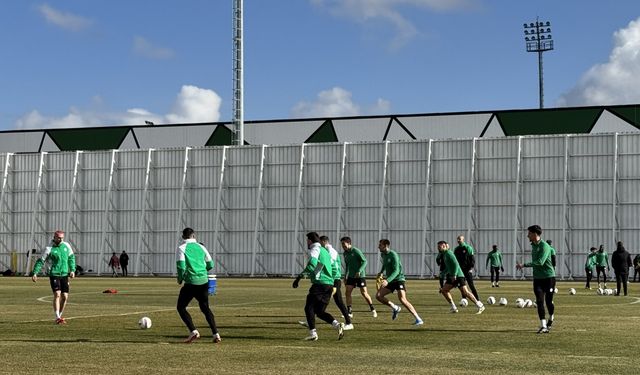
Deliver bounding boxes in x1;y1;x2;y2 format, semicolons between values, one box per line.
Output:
496;108;602;136
305;120;338;143
47;127;130;151
607;106;640;128
206;125;234;146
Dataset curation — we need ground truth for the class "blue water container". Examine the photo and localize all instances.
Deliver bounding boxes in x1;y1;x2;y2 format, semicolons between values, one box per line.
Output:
207;274;217;295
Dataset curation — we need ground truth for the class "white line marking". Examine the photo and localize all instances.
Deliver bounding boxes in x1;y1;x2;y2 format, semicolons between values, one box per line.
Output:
24;294;300;324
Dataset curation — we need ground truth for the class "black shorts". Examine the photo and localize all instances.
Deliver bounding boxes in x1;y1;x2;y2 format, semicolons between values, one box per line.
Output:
308;283;333;306
384;280;406;293
345;277;367;288
596;265;607;273
49;276;70;293
445;276;467;288
533;277;556;294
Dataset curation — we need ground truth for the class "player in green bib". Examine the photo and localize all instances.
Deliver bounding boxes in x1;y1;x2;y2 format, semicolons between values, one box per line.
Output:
375;239;423;326
292;232;345;341
340;236;377;318
516;225;556;334
31;230;76;325
595;245;610;288
438;240;485;314
176;227;220;344
486;244;504;288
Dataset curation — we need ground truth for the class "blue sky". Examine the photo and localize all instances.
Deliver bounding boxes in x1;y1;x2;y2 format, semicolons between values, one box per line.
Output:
2;0;640;130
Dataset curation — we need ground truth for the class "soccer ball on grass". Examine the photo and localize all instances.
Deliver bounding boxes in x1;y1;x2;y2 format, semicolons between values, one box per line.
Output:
138;316;152;329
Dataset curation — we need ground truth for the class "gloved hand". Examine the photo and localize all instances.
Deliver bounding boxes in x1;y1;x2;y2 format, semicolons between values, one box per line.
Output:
501;267;504;272
292;276;301;289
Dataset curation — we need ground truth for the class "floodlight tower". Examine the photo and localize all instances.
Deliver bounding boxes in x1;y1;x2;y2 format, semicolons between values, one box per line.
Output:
232;0;244;145
523;18;554;109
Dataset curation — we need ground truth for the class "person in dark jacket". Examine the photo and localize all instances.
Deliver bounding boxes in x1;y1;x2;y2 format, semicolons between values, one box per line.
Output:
611;241;632;296
633;254;640;282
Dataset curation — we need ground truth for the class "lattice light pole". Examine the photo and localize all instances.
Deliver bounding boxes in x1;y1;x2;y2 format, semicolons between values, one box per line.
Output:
232;0;244;145
524;18;554;109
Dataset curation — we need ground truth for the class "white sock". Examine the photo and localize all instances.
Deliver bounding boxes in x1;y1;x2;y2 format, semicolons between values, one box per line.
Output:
476;301;483;307
541;319;547;328
549;314;554;322
389;302;398;310
331;320;340;328
309;328;317;336
55;311;61;319
450;301;457;309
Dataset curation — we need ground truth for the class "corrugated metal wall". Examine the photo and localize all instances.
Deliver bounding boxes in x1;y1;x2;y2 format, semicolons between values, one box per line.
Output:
1;133;638;278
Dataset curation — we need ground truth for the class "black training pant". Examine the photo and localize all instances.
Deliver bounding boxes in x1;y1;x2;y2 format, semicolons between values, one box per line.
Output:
177;283;218;335
615;271;629;296
490;267;501;284
333;279;351;324
464;270;479;299
304;283;335;330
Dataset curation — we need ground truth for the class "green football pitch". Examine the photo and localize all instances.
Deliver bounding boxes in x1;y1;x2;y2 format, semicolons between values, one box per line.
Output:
1;277;638;374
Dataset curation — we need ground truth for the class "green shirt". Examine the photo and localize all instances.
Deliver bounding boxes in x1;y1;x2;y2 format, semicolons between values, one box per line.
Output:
595;251;609;267
634;254;640;268
32;241;76;277
344;246;367;278
524;239;555;279
585;252;597;270
176;239;214;285
300;242;334;285
326;244;342;280
379;249;405;283
486;249;503;268
442;249;464;278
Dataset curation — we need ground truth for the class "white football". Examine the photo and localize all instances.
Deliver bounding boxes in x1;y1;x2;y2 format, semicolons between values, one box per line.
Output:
569;288;576;295
459;298;469;307
498;297;508;306
516;299;525;308
605;288;613;296
524;299;533;307
613;288;618;295
487;296;496;305
515;298;524;305
597;288;604;295
138;316;152;329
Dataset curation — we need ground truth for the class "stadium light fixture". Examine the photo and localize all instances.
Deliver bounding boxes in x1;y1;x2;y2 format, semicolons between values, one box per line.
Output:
523;17;554;109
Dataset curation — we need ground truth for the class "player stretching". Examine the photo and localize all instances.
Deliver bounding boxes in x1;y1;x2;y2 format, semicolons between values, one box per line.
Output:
31;230;76;325
516;224;556;334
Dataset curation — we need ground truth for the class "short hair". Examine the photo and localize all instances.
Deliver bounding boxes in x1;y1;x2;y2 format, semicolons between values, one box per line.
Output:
182;227;195;239
546;240;552;245
340;236;352;244
379;239;390;247
437;240;448;246
527;225;542;235
306;232;320;243
492;244;497;249
54;230;65;237
319;235;329;242
590;247;597;251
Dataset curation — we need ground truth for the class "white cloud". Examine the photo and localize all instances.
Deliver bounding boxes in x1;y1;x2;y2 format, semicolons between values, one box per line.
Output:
311;0;476;48
165;85;221;123
133;36;175;60
291;87;391;118
558;17;640;106
14;85;221;129
36;3;92;31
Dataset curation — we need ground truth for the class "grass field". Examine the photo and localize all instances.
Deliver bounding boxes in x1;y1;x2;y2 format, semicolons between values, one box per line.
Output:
1;276;639;374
